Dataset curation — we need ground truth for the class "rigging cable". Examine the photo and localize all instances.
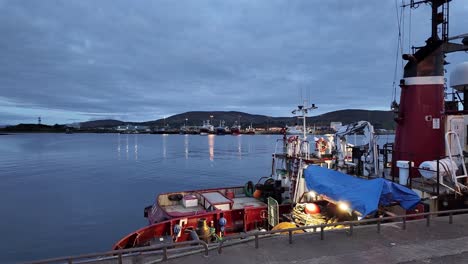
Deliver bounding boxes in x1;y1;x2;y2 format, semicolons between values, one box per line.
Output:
392;0;405;102
409;3;412;53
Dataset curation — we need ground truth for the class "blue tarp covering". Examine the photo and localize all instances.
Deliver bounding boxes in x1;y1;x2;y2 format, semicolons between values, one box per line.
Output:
304;165;421;216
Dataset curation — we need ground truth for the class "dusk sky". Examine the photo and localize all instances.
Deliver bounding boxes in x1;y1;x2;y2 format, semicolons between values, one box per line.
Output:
0;0;467;125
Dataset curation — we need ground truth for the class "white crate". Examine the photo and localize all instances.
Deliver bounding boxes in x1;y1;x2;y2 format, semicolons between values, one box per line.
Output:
182;194;198;208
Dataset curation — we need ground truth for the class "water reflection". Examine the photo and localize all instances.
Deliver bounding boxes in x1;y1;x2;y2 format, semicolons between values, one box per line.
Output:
117;134;121;159
116;134;139;160
125;134;129;160
162;134;168;158
134;135;138;161
208;134;215;161
237;135;242;159
184;134;189;159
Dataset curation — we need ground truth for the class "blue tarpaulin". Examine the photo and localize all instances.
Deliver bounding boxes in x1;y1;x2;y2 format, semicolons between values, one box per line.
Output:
304;165;421;216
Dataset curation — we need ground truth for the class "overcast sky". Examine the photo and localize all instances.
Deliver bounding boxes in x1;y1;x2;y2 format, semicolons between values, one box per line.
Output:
0;0;467;125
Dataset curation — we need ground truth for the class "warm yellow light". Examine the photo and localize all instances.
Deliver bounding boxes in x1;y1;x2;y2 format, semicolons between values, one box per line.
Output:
338;202;350;212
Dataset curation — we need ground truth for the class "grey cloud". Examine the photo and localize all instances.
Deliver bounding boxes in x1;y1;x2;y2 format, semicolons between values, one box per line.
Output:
0;0;467;124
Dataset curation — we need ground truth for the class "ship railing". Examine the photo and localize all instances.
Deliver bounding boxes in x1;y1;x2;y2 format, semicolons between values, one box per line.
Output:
274;137;312;160
390;154;467;196
27;209;468;263
217;208;468;254
25;240;209;264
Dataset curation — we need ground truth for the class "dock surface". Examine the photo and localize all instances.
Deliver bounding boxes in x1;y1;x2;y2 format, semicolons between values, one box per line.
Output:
164;214;468;264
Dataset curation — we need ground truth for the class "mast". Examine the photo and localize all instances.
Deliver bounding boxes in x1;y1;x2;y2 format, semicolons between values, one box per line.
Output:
291;102;317;140
393;0;468;174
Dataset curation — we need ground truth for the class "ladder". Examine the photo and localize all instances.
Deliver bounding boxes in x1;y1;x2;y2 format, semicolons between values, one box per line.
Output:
445;131;468;192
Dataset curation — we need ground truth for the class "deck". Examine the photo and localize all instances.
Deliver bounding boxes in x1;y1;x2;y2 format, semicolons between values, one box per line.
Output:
165;197;266;214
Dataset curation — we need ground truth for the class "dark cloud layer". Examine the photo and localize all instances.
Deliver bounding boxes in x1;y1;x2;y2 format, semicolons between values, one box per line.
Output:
0;0;467;124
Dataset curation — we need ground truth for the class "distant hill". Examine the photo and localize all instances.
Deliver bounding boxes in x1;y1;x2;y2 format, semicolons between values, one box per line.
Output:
2;123;68;132
77;109;395;130
309;110;394;130
79;119;126;128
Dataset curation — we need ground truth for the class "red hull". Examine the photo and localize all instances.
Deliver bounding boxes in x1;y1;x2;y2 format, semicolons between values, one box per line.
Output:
114;204;291;249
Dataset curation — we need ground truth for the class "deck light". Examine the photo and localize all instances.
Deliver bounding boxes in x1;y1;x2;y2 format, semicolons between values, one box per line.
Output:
338;202;351;214
308;191;317;200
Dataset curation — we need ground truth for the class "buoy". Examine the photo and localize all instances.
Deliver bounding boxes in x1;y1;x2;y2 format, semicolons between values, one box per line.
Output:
272;222;304;234
253;189;262;199
304;203;320;214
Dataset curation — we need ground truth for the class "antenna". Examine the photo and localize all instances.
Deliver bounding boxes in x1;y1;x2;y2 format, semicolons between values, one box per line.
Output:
291;102;317;140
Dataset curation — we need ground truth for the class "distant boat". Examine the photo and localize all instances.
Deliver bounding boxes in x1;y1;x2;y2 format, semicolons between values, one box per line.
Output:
199;120;214;135
230;122;240;136
215;120;229;135
246;123;255;135
286;125;313;135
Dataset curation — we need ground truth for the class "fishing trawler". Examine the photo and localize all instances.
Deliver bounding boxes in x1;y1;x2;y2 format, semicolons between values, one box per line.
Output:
199;120;214;135
230;121;241;136
114;0;468;251
113;103;420;249
215;120;229;135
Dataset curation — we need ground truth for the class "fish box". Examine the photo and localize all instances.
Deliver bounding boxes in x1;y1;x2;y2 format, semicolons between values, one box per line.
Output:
182;194;198;208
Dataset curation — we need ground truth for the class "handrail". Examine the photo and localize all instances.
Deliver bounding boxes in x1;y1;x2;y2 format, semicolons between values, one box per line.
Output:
26;240;209;264
28;208;468;263
217;208;468;253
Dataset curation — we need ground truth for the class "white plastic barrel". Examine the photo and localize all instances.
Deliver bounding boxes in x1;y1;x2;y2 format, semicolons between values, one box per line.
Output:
397;160;413;185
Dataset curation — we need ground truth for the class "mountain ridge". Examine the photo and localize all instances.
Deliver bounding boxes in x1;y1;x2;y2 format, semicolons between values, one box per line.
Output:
79;109;395;130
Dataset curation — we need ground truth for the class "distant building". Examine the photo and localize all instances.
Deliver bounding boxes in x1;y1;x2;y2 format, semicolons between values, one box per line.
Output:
66;123;81;129
115;125;149;132
330;122;342;131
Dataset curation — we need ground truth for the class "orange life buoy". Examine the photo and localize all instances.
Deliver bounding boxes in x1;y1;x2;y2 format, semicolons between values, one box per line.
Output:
315;138;327;152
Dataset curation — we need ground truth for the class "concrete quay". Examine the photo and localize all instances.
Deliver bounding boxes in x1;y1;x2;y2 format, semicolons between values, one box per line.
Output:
164;214;468;264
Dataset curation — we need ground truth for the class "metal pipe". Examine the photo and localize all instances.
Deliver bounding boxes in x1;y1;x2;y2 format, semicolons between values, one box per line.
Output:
437;159;440;195
162;248;168;261
320;225;324;240
377;218;381;233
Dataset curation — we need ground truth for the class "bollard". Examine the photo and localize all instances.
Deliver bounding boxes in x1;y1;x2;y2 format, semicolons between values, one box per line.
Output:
320;226;324;240
449;213;453;224
348;224;353;236
377;218;381;233
288;230;293;244
402;217;406;230
255;234;259;249
426;215;430;227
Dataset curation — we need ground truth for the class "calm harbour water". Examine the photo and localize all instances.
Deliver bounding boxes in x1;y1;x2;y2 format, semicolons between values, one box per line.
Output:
0;133;394;263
